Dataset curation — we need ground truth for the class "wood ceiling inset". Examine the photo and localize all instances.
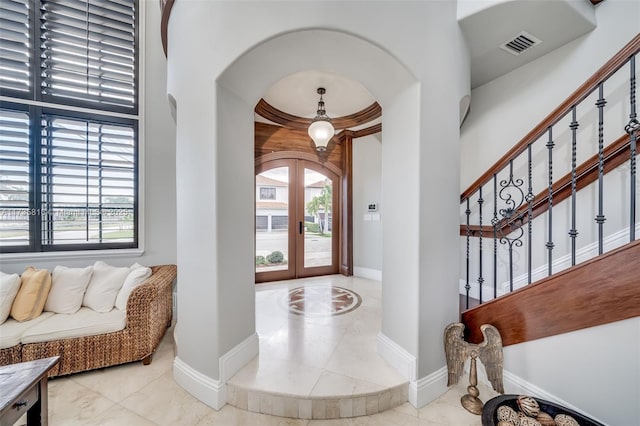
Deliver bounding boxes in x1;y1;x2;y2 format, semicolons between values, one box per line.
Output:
255;99;381;131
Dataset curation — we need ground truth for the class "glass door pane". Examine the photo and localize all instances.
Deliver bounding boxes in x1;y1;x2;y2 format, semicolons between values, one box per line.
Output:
255;166;290;273
303;168;333;268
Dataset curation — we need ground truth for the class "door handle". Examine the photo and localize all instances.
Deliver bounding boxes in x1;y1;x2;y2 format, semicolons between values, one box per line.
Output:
299;221;303;235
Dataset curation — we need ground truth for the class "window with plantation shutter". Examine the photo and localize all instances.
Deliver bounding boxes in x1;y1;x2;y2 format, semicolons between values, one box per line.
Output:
40;114;136;247
0;0;32;96
40;0;137;112
0;0;138;253
0;108;30;246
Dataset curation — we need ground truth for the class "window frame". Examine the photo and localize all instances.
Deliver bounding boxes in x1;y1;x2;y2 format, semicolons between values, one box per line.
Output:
0;0;140;254
259;187;276;200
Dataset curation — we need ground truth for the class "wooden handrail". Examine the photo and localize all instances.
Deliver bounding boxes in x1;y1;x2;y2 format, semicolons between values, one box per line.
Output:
461;33;640;203
462;239;640;346
459;132;632;236
160;0;176;57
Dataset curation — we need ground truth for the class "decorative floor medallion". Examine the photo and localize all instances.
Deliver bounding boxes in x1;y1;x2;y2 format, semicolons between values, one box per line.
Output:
286;286;362;317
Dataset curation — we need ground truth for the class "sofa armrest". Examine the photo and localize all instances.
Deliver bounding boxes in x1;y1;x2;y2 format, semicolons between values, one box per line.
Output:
126;264;177;357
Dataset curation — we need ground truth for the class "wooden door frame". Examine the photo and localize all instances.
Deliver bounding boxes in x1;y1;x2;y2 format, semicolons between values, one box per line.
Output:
255;152;343;283
294;160;340;278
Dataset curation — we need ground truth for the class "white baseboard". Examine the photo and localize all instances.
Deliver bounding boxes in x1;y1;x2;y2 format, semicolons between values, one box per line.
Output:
503;369;606;425
461;224;640;298
408;367;448;408
377;333;447;408
376;332;416;382
459;278;506;300
219;332;259;382
174;357;227;410
173;333;259;411
353;266;382;281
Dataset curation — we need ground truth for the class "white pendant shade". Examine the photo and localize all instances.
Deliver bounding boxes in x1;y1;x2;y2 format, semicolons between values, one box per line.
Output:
308;119;335;151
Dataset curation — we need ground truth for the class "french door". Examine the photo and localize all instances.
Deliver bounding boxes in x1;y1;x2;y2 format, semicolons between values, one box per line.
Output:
255;159;339;283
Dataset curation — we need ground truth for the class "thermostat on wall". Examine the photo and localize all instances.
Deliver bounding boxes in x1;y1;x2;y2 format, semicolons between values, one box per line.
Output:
367;203;378;212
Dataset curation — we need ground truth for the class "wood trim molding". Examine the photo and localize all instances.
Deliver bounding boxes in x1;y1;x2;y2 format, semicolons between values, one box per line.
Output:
345;123;383;139
255;99;382;131
460;133;633;236
160;0;175;57
461;239;640;346
460;33;640;203
341;134;354;276
255;151;342;177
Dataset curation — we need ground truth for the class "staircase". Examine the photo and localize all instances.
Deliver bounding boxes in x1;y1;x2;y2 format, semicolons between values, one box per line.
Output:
460;34;640;346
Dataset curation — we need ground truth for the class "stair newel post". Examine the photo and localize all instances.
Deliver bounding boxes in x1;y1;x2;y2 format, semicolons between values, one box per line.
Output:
526;143;534;284
492;174;498;299
596;82;607;254
477;186;484;304
625;54;638;242
569;106;579;266
465;198;471;310
546;127;555;276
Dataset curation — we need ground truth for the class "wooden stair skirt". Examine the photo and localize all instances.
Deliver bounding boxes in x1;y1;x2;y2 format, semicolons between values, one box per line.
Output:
461;239;640;346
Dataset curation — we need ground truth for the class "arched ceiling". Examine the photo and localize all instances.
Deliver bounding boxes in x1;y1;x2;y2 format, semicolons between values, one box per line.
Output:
255;70;381;133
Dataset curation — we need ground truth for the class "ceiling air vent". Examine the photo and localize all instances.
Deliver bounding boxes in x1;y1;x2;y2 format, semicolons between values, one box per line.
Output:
500;31;542;56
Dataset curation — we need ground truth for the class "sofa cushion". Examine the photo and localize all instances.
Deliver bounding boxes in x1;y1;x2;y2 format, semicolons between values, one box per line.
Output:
0;272;21;324
115;264;152;311
45;265;93;314
0;312;54;349
11;267;52;322
82;261;130;313
21;307;126;344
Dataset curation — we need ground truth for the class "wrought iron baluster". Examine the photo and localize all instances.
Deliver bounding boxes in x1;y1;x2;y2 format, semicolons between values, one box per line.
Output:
625;55;638;242
546;127;555;276
526;144;534;284
596;82;607;254
496;160;524;292
569;106;579;266
478;187;484;304
492;174;498;299
465;198;471;310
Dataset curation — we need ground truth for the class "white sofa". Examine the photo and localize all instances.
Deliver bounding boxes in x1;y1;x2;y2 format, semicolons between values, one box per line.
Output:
0;264;176;377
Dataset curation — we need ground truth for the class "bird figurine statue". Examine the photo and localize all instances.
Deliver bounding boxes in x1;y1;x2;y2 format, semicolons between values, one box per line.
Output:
444;322;504;414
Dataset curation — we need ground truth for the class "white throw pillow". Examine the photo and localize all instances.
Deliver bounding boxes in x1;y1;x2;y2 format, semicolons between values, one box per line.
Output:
0;272;22;324
44;266;93;314
115;263;152;312
82;261;130;313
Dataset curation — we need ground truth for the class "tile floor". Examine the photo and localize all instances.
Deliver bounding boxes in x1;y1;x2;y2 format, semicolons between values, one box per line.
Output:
39;275;497;425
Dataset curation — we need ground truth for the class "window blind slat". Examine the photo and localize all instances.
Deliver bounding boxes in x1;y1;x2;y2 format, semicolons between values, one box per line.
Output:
1;0;138;252
40;0;137;111
0;109;30;247
0;0;31;95
39;114;135;246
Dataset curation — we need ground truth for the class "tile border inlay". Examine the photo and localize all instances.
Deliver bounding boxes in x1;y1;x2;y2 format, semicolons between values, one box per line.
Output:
285;285;362;317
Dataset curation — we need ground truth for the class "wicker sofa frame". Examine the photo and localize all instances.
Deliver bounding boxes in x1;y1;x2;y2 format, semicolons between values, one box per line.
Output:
0;264;176;377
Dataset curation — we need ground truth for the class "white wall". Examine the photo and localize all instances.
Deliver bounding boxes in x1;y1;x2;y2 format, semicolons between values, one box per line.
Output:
460;1;639;190
504;317;640;425
353;135;383;276
167;0;466;409
0;0;177;273
460;2;640;424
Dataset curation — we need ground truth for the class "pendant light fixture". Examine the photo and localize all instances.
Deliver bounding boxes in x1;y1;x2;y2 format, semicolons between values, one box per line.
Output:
308;88;335;152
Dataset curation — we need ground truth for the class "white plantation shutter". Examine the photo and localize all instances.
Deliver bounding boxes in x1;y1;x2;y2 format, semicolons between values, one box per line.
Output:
40;0;137;111
0;108;30;247
40;114;136;246
0;0;32;95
